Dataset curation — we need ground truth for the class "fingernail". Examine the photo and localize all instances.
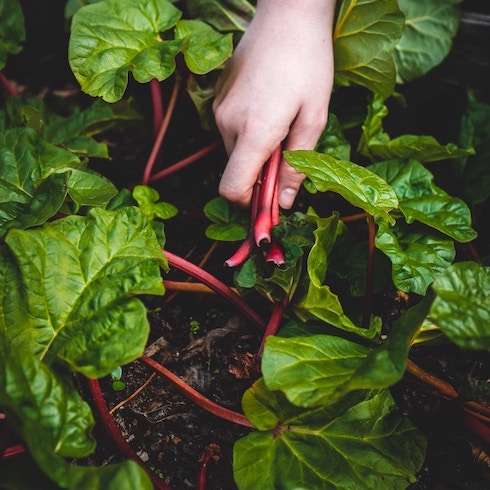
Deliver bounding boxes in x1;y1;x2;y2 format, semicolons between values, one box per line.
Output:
279;188;297;209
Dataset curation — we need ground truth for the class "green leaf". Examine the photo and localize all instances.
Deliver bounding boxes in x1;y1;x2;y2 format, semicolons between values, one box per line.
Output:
394;0;461;83
235;380;426;490
284;150;398;224
370;159;477;242
3;207;166;377
333;0;404;98
375;218;455;295
68;460;153;490
68;168;117;206
0;340;95;486
185;0;255;33
69;0;183;102
430;262;490;350
132;185;178;221
0;0;25;70
175;19;233;74
315;113;351;161
204;196;248;241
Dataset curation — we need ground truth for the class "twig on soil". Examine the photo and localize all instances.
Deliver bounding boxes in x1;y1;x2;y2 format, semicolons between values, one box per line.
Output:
109;372;157;415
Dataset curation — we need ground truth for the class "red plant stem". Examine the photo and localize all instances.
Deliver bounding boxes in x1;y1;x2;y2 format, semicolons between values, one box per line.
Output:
224;235;255;268
196;450;212;490
164;250;266;330
85;378;172;490
265;240;285;267
150;78;164;138
340;212;367;223
254;146;281;246
462;410;490;445
0;72;17;97
142;77;181;185
362;214;375;329
271;172;280;227
257;296;289;359
148;140;221;183
1;444;26;460
406;359;459;399
139;356;254;429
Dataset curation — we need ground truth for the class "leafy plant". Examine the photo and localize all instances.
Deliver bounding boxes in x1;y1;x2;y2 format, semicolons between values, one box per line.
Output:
0;0;488;489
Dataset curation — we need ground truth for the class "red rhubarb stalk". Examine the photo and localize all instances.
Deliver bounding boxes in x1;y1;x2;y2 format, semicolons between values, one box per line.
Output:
254;145;282;246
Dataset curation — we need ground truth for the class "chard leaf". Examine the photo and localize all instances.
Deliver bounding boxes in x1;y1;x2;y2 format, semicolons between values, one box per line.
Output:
369;134;474;163
375;218;455;295
0;0;25;70
370;159;477;242
185;0;255;33
235;380;425;490
4;207;166;377
315;113;351;161
69;0;183;102
204;196;248;241
333;0;404;98
284;150;398;224
68;168;117;206
394;0;461;83
0;340;95;486
430;262;490;350
132;185;178;221
68;461;153;489
175;19;232;74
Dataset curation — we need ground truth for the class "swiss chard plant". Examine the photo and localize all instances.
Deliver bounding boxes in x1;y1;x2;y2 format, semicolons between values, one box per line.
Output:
0;0;489;489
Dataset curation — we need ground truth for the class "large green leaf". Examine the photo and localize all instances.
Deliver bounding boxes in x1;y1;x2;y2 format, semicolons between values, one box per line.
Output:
69;0;183;102
263;294;433;407
204;196;248;241
333;0;404;98
175;19;233;74
3;207;166;377
430;262;490;350
235;380;425;490
370;159;477;242
394;0;461;83
67;168;117;206
0;340;95;486
375;218;455;295
284;150;398;224
0;0;25;70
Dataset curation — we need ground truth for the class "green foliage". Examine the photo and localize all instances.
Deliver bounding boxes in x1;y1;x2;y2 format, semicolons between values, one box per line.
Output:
0;0;24;70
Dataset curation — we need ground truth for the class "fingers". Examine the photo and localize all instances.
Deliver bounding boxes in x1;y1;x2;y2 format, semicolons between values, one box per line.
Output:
278;108;328;209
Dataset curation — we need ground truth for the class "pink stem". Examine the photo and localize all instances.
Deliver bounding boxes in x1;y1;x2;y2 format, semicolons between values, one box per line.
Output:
85;378;172;490
150;78;164;138
257;297;289;359
141;78;181;185
362;214;375;329
224;235;255;268
265;241;285;267
148;141;221;183
0;72;17;97
164;250;266;330
254;146;281;246
196;450;212;490
1;444;25;460
139;356;254;429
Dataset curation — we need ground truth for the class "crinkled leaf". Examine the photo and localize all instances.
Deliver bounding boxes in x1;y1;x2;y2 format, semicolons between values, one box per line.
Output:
375;218;455;295
0;0;25;70
284;150;398;224
394;0;461;83
204;196;248;241
369;159;477;242
369;134;474;163
185;0;254;32
132;185;178;221
0;172;69;239
235;380;425;490
315;113;351;161
175;19;232;74
430;262;490;350
0;340;95;486
186;75;215;130
333;0;404;98
68;460;153;490
4;207;166;377
69;0;183;102
68;168;117;206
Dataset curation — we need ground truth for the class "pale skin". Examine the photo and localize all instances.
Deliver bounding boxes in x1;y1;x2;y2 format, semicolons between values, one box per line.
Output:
213;0;336;209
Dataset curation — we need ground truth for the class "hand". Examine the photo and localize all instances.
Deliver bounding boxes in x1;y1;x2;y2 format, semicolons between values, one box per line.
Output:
213;0;336;209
